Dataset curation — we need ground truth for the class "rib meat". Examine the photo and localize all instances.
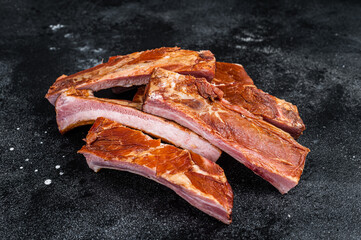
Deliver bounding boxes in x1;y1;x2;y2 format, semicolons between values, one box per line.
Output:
46;47;215;105
213;62;305;138
78;117;233;224
143;68;310;194
55;89;221;162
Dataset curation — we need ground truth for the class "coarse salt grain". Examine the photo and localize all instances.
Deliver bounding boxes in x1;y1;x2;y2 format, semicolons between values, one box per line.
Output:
49;24;64;31
44;179;52;185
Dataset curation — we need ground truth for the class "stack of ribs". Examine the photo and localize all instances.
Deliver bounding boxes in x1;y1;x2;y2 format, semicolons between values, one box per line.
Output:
46;47;310;224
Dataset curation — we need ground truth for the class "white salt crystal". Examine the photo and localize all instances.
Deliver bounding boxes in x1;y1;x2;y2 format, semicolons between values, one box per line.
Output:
49;24;64;31
44;179;52;185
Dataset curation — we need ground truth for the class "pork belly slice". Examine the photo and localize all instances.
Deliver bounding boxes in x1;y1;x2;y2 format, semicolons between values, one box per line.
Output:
55;89;221;162
143;68;310;194
213;62;305;138
78;117;233;224
46;47;216;105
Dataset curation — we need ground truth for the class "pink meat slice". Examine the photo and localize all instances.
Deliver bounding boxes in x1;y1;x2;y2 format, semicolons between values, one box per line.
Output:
55;89;221;162
213;62;306;138
46;47;216;105
78;117;233;224
143;68;310;194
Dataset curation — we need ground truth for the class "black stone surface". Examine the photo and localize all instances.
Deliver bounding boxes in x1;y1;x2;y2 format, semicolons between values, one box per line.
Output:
1;0;360;239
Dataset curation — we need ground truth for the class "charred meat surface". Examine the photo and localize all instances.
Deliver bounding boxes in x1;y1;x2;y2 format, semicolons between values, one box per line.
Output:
46;47;215;105
143;68;310;194
78;117;233;224
213;62;305;138
55;89;221;162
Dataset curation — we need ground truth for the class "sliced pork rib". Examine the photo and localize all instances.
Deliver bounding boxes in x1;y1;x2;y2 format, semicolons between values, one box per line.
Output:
213;62;305;138
55;89;221;162
46;47;215;105
143;68;310;194
78;117;233;224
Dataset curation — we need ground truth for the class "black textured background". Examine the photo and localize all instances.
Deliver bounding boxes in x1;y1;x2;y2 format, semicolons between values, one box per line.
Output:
1;0;360;239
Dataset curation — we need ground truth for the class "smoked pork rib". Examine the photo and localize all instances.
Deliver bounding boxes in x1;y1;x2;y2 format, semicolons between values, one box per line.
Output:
143;68;310;194
213;62;305;138
46;47;215;105
78;117;233;224
55;89;221;162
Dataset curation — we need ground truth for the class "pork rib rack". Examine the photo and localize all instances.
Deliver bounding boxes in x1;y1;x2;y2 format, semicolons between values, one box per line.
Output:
143;68;310;194
78;117;233;224
55;89;221;162
45;47;215;105
213;62;305;138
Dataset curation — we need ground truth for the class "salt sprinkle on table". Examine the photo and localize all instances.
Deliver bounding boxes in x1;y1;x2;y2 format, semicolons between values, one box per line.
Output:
44;179;52;185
